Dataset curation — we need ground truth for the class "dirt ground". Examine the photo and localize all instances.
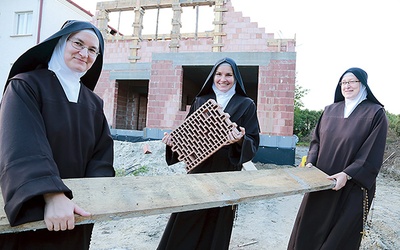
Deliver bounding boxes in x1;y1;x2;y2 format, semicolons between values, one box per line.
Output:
89;138;400;250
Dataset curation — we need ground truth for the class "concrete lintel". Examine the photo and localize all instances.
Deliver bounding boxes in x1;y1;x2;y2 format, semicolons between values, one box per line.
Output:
128;56;141;60
110;71;150;80
103;62;151;71
214;7;228;12
104;62;151;80
151;52;296;66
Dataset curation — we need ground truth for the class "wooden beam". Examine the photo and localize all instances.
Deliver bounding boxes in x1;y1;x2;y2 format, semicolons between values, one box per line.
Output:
0;167;333;233
96;0;216;12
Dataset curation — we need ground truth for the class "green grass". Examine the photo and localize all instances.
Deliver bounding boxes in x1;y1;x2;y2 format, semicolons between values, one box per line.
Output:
296;141;309;147
115;165;149;176
131;165;149;176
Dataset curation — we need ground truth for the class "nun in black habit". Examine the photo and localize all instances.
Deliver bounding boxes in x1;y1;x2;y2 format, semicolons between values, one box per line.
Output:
157;57;260;250
0;20;114;249
287;67;388;250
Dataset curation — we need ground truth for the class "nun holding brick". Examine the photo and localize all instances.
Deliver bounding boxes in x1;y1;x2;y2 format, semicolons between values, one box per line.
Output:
158;57;260;250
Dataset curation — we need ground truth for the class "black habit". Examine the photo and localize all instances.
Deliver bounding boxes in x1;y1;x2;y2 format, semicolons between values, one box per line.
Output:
288;67;388;250
157;58;260;250
0;21;114;250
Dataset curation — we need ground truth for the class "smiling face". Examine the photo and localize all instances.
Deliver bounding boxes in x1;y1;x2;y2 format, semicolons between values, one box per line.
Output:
341;72;361;100
213;64;235;93
64;31;99;73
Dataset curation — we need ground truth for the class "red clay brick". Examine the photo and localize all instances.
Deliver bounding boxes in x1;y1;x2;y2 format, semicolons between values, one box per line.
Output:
170;99;238;172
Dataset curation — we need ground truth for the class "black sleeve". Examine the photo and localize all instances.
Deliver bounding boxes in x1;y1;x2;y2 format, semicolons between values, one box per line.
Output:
228;100;260;167
0;80;71;226
85;115;115;177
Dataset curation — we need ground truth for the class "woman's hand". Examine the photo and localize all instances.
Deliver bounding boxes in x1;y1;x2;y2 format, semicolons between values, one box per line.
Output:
304;162;314;168
162;132;173;147
43;192;91;231
227;126;245;145
327;172;349;191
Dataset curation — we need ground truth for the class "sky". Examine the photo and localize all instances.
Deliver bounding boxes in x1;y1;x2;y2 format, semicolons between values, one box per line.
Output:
74;0;400;114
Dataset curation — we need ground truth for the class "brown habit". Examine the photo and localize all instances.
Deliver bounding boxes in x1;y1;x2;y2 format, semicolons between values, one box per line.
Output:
288;100;388;250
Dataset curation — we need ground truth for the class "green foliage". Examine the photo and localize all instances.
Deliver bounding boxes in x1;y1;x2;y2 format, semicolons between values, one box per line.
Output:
294;107;322;139
115;165;149;176
115;168;126;177
294;84;309;109
293;84;321;140
131;165;149;176
386;111;400;136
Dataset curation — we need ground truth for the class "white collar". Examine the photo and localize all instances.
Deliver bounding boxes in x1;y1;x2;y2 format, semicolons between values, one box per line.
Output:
48;34;85;103
344;84;367;118
212;83;236;110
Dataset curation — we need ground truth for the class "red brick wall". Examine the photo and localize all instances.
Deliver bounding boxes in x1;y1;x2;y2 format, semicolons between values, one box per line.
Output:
221;1;295;53
103;37;217;64
143;58;296;136
137;95;147;130
257;62;296;135
146;60;187;129
94;70;115;127
108;82;148;130
115;82;129;128
97;0;296;137
103;40;132;63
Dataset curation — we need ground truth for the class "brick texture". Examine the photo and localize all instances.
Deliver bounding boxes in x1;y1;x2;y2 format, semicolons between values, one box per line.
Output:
96;0;296;136
170;99;238;172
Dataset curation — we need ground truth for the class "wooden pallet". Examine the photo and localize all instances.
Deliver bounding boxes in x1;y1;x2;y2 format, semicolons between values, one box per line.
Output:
0;166;333;233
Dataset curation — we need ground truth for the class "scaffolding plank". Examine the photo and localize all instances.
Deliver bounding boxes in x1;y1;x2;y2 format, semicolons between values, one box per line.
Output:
0;167;333;233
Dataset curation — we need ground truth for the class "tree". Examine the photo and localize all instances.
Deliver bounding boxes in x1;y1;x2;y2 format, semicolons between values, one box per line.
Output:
386;111;400;136
293;84;322;140
294;84;309;109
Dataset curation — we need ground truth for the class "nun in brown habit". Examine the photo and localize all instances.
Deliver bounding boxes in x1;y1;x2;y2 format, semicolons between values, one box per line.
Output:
288;67;388;250
0;20;114;250
157;57;260;250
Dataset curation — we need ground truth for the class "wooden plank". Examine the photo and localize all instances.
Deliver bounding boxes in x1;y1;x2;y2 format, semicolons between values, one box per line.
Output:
0;167;333;233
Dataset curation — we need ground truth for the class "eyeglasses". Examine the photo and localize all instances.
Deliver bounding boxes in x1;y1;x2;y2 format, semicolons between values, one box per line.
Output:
339;80;360;86
67;39;99;58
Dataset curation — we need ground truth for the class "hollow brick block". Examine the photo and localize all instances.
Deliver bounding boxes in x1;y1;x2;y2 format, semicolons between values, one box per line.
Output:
170;99;238;172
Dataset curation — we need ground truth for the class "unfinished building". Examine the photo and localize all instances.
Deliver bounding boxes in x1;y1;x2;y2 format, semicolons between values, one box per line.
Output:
93;0;297;164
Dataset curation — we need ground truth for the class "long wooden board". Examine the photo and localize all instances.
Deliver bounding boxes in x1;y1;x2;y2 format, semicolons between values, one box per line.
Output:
0;167;333;233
